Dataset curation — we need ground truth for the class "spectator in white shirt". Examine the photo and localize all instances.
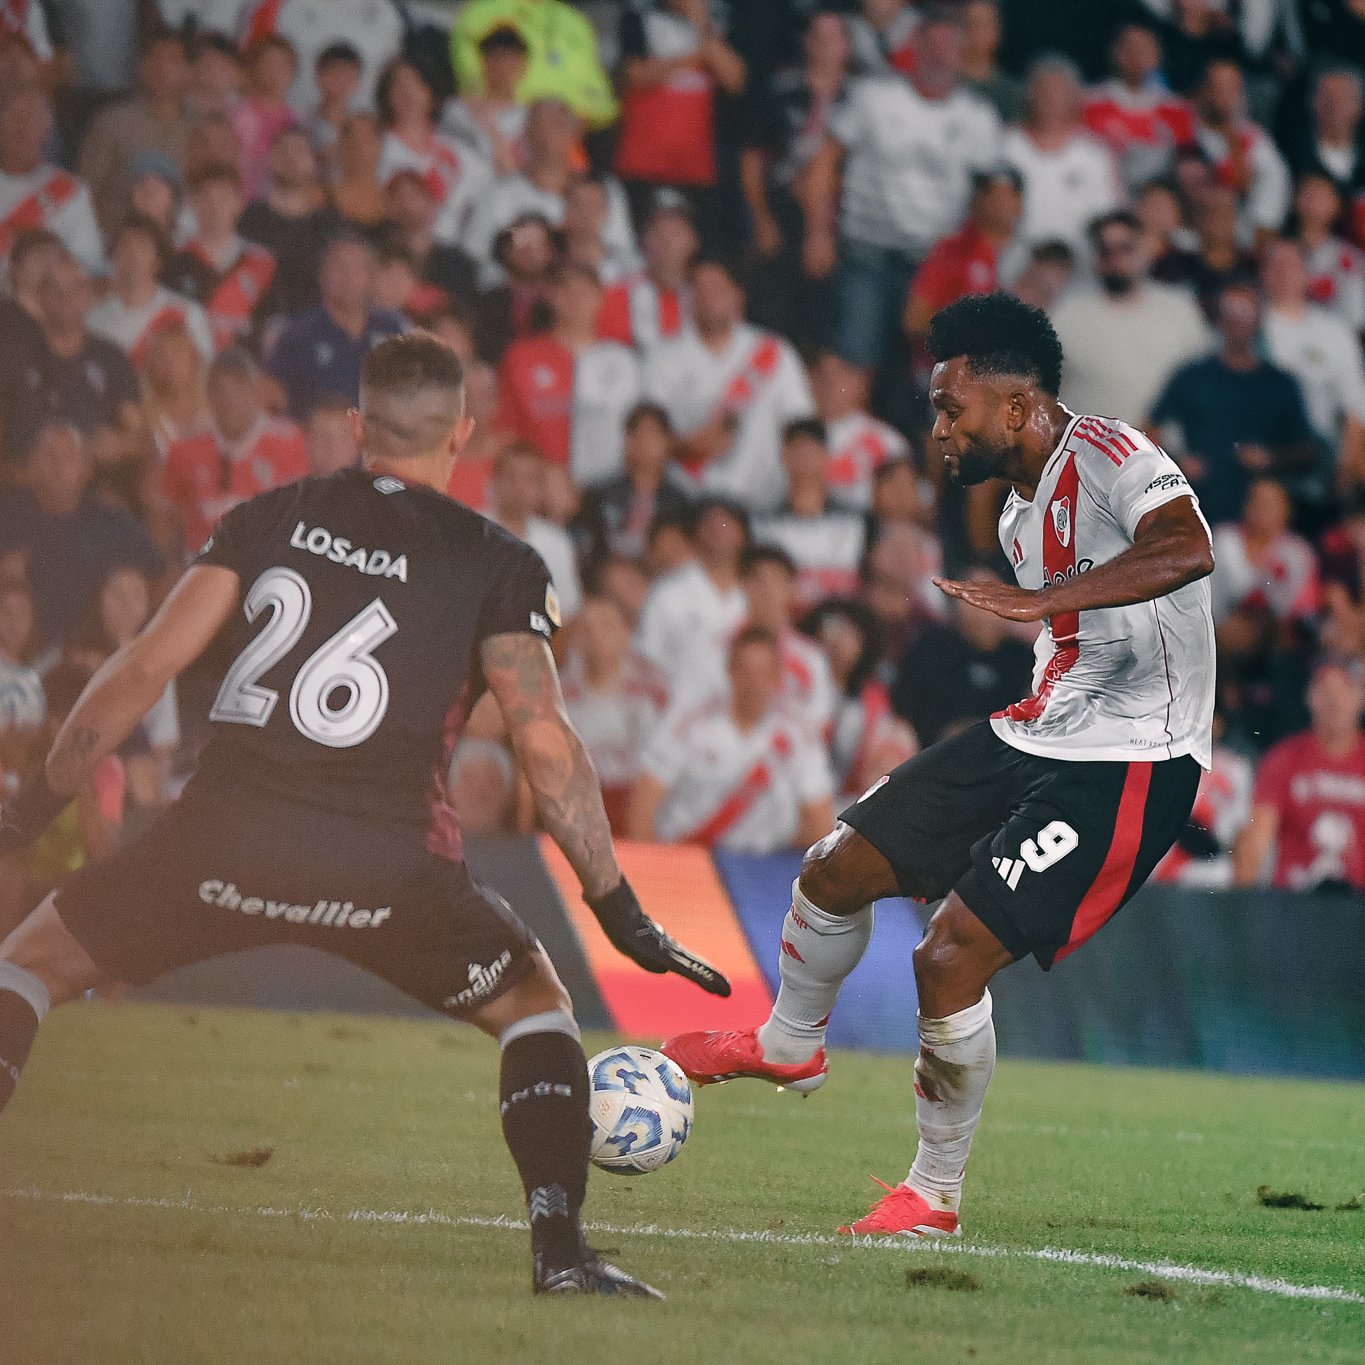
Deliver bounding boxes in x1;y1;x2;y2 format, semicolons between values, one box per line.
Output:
809;349;910;510
1050;209;1210;427
559;591;670;834
627;624;836;853
489;440;583;622
1192;57;1290;242
86;213;215;366
801;5;1001;371
641;257;813;510
1002;55;1121;257
1260;236;1365;480
463;98;638;286
634;494;749;700
1290;172;1365;335
755;418;867;611
1209;477;1320;629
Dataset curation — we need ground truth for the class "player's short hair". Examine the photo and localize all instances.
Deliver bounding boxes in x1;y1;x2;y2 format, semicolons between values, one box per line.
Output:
782;417;828;447
926;291;1065;397
360;334;466;457
741;543;797;579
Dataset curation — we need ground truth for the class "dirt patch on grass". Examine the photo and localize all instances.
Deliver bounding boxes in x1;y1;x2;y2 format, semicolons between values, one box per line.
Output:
905;1266;981;1293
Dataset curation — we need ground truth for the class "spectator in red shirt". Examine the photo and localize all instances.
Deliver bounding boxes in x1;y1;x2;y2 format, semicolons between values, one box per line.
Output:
162;347;309;553
615;0;746;246
1082;20;1195;194
494;263;641;486
1235;660;1365;891
904;164;1024;347
597;200;697;353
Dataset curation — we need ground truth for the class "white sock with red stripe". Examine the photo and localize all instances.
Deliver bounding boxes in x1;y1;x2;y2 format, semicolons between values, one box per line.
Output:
755;881;873;1065
905;990;995;1215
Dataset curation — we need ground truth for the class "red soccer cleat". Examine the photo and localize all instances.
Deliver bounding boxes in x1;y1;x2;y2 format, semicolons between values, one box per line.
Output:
659;1027;828;1094
837;1177;962;1238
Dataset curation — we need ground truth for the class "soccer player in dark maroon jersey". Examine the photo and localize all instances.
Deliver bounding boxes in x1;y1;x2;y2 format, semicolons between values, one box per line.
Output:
0;334;728;1298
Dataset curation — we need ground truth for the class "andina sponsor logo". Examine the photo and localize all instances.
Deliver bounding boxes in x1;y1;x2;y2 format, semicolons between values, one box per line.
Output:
198;880;392;929
444;951;513;1009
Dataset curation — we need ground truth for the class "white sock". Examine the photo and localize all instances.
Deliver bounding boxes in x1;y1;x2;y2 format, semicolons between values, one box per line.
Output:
756;880;873;1064
905;990;995;1214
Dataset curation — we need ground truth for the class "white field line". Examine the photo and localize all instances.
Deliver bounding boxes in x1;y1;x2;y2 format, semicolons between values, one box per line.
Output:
2;1185;1361;1307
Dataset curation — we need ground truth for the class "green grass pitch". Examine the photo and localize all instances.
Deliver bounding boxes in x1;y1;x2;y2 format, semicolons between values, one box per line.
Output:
1;1002;1362;1364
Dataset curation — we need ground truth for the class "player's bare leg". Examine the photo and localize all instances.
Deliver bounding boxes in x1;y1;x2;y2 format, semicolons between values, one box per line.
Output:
0;894;112;1114
663;823;891;1089
469;950;662;1299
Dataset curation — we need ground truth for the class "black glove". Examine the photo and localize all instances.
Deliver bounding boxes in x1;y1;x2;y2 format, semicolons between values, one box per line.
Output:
0;771;71;858
586;879;732;998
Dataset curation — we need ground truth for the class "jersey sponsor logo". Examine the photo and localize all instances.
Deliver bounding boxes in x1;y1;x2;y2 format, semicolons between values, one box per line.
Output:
1044;557;1094;588
373;476;405;495
197;879;393;929
289;521;409;581
1144;472;1189;496
443;949;513;1009
1051;496;1071;549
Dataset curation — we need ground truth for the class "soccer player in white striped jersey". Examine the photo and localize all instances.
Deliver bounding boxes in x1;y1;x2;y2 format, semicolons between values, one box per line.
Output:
663;292;1216;1239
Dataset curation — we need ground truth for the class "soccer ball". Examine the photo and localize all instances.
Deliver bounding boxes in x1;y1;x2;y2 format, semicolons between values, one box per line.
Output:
586;1046;694;1175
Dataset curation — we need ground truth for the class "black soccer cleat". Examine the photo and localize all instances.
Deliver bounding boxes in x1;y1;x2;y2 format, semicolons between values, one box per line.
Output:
534;1254;665;1300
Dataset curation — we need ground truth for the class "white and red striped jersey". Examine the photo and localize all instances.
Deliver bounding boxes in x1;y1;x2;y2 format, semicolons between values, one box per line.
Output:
1195;117;1291;233
559;650;669;791
1208;524;1319;624
823;410;909;509
377;131;492;248
1082;80;1196;191
0;165;103;275
641;322;815;511
86;286;215;367
993;411;1215;768
642;700;834;853
1304;236;1365;333
753;507;868;611
597;274;688;352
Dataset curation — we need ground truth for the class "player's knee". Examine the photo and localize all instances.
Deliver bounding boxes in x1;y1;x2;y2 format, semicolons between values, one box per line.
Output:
0;897;103;1007
912;924;976;997
798;824;889;916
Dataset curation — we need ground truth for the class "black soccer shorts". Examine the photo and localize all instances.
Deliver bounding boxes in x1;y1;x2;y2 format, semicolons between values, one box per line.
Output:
840;722;1200;969
53;780;539;1015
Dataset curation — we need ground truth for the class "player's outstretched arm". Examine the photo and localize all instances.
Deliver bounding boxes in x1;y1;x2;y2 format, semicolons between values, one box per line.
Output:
0;566;241;854
935;497;1214;623
481;631;731;997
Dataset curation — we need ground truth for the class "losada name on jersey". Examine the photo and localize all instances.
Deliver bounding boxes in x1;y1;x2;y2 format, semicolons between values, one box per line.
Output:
290;521;409;582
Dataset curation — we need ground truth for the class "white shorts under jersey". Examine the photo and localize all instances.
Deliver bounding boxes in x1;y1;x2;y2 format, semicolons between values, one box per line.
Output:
991;411;1215;769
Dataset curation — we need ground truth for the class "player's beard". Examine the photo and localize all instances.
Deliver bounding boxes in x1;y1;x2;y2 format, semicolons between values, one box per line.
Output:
950;436;1010;486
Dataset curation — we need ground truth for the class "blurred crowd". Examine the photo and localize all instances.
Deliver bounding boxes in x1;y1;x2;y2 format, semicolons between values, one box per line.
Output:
1;0;1364;928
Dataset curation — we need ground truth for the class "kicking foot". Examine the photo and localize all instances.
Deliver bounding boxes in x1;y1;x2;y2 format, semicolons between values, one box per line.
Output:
535;1253;665;1299
659;1027;828;1094
837;1178;962;1238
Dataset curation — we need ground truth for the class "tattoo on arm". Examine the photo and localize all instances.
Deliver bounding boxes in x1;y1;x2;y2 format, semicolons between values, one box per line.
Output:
480;632;622;899
47;725;101;796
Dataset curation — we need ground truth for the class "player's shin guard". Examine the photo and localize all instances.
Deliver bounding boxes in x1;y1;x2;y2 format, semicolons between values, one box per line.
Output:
905;990;996;1214
498;1011;591;1275
756;880;873;1064
0;963;50;1115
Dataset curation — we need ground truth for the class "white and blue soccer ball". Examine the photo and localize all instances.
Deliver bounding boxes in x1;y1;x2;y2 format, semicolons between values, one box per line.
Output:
586;1046;694;1175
